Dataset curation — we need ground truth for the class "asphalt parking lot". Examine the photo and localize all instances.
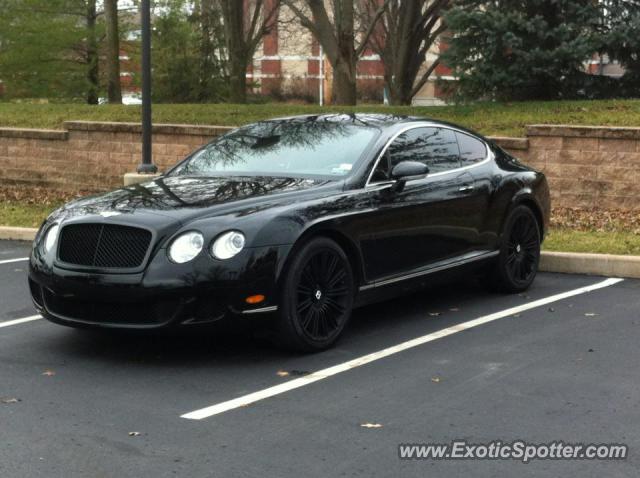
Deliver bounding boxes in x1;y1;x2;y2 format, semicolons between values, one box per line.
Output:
1;239;639;477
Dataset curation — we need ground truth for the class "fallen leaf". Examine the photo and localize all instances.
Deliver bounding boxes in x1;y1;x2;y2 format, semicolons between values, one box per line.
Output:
42;370;56;376
360;423;383;428
1;397;20;404
128;432;141;437
276;370;290;377
431;376;441;383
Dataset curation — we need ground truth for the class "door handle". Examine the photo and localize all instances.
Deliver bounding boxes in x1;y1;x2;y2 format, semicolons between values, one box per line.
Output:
458;184;474;193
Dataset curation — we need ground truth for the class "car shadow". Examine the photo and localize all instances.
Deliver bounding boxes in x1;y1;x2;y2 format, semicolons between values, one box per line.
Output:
40;276;490;369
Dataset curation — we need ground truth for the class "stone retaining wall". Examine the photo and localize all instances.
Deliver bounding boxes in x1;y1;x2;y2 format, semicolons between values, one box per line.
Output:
0;122;230;191
519;125;640;210
1;121;639;209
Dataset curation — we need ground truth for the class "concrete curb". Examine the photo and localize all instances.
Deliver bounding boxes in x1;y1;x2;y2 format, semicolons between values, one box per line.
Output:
539;251;640;279
0;226;639;279
0;226;37;241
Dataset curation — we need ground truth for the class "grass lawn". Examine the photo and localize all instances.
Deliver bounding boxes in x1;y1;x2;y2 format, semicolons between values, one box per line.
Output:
543;229;640;256
0;202;58;228
2;99;640;137
2;202;639;255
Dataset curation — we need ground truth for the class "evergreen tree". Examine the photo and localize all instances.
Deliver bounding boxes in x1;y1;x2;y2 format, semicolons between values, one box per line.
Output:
442;0;603;100
601;0;640;82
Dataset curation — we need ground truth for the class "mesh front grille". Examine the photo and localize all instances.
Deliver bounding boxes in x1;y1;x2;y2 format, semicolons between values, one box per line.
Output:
42;289;180;325
58;223;151;269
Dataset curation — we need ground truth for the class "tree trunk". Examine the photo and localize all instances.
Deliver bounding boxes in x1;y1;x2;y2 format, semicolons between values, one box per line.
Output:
105;0;122;104
387;86;405;105
389;93;413;105
228;57;248;103
86;0;99;104
331;58;357;105
220;0;248;103
333;0;357;105
387;70;414;105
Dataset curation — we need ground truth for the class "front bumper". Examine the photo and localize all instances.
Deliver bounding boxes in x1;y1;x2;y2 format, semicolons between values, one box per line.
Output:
28;243;292;329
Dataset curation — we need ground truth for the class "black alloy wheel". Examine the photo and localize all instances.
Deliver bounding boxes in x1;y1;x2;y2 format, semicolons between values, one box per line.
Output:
490;205;541;293
278;237;354;352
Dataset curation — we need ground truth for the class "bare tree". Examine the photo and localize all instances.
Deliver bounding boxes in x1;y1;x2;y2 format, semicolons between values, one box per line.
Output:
105;0;122;103
218;0;280;103
366;0;449;105
282;0;389;105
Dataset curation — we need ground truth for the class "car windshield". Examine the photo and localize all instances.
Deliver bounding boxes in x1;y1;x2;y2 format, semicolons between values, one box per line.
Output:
170;117;379;178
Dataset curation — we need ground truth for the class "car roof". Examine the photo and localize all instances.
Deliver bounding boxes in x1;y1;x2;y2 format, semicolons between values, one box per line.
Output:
262;113;486;140
265;113;412;127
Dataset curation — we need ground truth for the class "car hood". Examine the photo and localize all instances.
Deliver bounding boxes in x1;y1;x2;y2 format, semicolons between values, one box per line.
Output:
50;175;341;227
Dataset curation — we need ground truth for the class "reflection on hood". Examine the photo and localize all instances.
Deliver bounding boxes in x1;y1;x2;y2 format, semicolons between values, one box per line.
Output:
56;176;328;217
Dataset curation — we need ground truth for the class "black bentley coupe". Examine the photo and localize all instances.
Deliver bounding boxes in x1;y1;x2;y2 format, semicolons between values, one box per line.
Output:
29;114;550;351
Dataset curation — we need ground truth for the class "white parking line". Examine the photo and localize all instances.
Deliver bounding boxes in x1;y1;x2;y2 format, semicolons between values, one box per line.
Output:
182;277;623;420
0;315;42;328
0;257;29;265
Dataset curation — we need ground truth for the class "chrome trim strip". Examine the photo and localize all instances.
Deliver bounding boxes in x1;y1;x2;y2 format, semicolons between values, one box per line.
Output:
365;122;493;188
241;305;278;314
359;250;500;291
363;180;398;192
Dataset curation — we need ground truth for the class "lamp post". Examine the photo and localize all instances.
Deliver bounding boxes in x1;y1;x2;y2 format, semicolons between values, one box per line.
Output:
137;0;157;174
319;44;324;106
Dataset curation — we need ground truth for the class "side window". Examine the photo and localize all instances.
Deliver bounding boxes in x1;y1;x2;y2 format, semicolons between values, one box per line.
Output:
419;128;461;173
387;128;427;169
369;127;461;183
456;132;487;166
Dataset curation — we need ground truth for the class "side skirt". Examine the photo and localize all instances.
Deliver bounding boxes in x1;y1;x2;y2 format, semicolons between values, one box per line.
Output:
358;250;499;292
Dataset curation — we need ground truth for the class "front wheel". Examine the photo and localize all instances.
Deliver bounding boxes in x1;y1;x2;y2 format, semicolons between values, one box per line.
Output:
277;237;354;352
489;205;541;293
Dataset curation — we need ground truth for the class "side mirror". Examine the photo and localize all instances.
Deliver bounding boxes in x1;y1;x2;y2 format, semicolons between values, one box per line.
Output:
391;161;429;182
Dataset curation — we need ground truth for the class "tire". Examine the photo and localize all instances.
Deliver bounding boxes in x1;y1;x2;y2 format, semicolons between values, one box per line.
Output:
276;237;355;352
489;205;541;293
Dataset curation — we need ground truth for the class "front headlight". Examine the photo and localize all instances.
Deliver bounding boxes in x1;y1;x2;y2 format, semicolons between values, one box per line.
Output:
43;224;60;254
211;230;245;260
168;231;204;263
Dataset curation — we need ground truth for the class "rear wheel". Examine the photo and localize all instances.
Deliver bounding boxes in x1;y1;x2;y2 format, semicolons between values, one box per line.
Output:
489;205;541;293
277;237;354;352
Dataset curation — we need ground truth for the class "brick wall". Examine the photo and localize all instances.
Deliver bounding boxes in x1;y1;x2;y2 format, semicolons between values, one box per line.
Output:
1;122;639;209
